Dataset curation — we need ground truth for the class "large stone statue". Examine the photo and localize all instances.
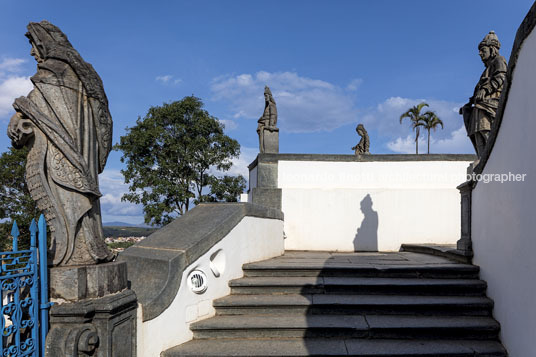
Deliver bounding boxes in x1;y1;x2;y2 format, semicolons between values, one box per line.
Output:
351;123;370;155
460;31;507;158
7;21;114;266
257;86;279;153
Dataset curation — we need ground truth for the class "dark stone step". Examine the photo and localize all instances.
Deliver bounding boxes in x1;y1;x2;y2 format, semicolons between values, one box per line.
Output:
242;264;480;279
213;294;493;316
191;314;499;340
229;276;487;296
163;338;507;356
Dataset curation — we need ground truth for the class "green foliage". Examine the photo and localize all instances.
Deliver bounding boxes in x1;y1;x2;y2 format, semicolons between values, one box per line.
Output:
114;96;245;226
107;241;136;250
198;175;247;203
0;146;40;250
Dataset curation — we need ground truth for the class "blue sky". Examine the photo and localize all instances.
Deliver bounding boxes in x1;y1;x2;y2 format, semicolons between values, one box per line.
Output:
0;0;533;224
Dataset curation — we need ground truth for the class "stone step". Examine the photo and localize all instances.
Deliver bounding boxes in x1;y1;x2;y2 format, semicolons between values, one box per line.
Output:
213;294;493;316
242;263;480;279
191;314;500;340
163;338;507;356
229;276;487;296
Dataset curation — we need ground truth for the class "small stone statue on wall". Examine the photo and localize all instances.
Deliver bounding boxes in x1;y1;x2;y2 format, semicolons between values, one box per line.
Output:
257;86;279;153
460;31;507;158
352;124;370;155
7;21;114;266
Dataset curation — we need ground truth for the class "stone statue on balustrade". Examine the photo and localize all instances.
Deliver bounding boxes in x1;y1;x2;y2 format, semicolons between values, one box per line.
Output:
460;31;507;159
7;21;114;266
352;124;370;155
257;86;279;153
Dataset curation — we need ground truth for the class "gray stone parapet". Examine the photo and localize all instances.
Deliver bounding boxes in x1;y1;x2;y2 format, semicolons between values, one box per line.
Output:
247;153;476;212
248;153;476;169
118;203;283;322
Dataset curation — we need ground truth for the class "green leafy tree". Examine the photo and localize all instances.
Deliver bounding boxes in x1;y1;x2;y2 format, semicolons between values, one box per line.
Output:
0;146;40;250
199;175;247;203
115;96;245;226
418;111;444;154
399;102;431;155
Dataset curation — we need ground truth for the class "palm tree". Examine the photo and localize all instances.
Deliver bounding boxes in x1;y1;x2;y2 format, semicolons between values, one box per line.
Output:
418;111;444;154
399;102;429;154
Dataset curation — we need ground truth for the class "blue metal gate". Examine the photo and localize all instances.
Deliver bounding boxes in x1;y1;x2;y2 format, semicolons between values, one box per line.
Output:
1;215;51;357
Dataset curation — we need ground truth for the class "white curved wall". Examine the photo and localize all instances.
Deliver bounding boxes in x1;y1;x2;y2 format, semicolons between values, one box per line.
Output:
279;160;471;251
471;28;536;357
137;217;284;356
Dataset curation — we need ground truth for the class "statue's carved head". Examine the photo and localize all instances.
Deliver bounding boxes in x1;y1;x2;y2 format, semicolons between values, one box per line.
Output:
264;86;274;103
478;31;501;63
356;123;366;136
8;112;34;149
25;20;74;63
29;42;44;64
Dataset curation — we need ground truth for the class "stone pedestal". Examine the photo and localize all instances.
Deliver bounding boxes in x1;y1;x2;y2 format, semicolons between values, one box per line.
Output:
50;261;128;302
250;187;282;211
248;154;282;210
46;290;137;357
261;128;279;153
46;261;137;356
456;180;474;253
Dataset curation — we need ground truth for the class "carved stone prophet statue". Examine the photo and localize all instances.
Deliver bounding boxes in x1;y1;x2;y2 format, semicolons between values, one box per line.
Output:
460;31;507;158
257;86;279;153
352;124;370;155
7;21;114;266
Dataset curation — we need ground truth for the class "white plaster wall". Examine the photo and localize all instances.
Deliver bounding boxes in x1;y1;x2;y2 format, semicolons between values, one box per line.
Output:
137;217;284;356
279;160;471;251
471;28;536;357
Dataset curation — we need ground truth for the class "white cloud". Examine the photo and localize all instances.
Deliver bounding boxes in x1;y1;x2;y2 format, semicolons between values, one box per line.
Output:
364;96;473;154
0;58;26;72
211;71;358;133
155;75;182;85
387;125;473;154
0;76;33;117
0;58;33;119
432;125;474;153
99;169;144;220
387;135;425;154
227;146;258;179
156;75;172;83
218;119;238;131
346;78;363;91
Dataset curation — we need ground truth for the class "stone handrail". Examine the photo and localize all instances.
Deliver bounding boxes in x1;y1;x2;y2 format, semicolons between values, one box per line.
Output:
118;202;283;321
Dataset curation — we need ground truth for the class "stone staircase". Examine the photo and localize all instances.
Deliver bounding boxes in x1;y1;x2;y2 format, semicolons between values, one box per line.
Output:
163;251;507;356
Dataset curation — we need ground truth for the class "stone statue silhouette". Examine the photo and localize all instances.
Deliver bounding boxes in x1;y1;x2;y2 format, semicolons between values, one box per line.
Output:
351;124;370;155
257;86;279;153
460;31;507;158
7;21;114;266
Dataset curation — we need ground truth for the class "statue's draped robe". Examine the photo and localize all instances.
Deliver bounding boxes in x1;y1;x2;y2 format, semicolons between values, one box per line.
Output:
257;97;278;152
13;57;113;266
469;55;507;135
357;135;370;154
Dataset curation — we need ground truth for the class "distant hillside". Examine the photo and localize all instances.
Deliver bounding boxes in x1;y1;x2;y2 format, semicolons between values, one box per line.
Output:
103;221;153;228
103;226;158;238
